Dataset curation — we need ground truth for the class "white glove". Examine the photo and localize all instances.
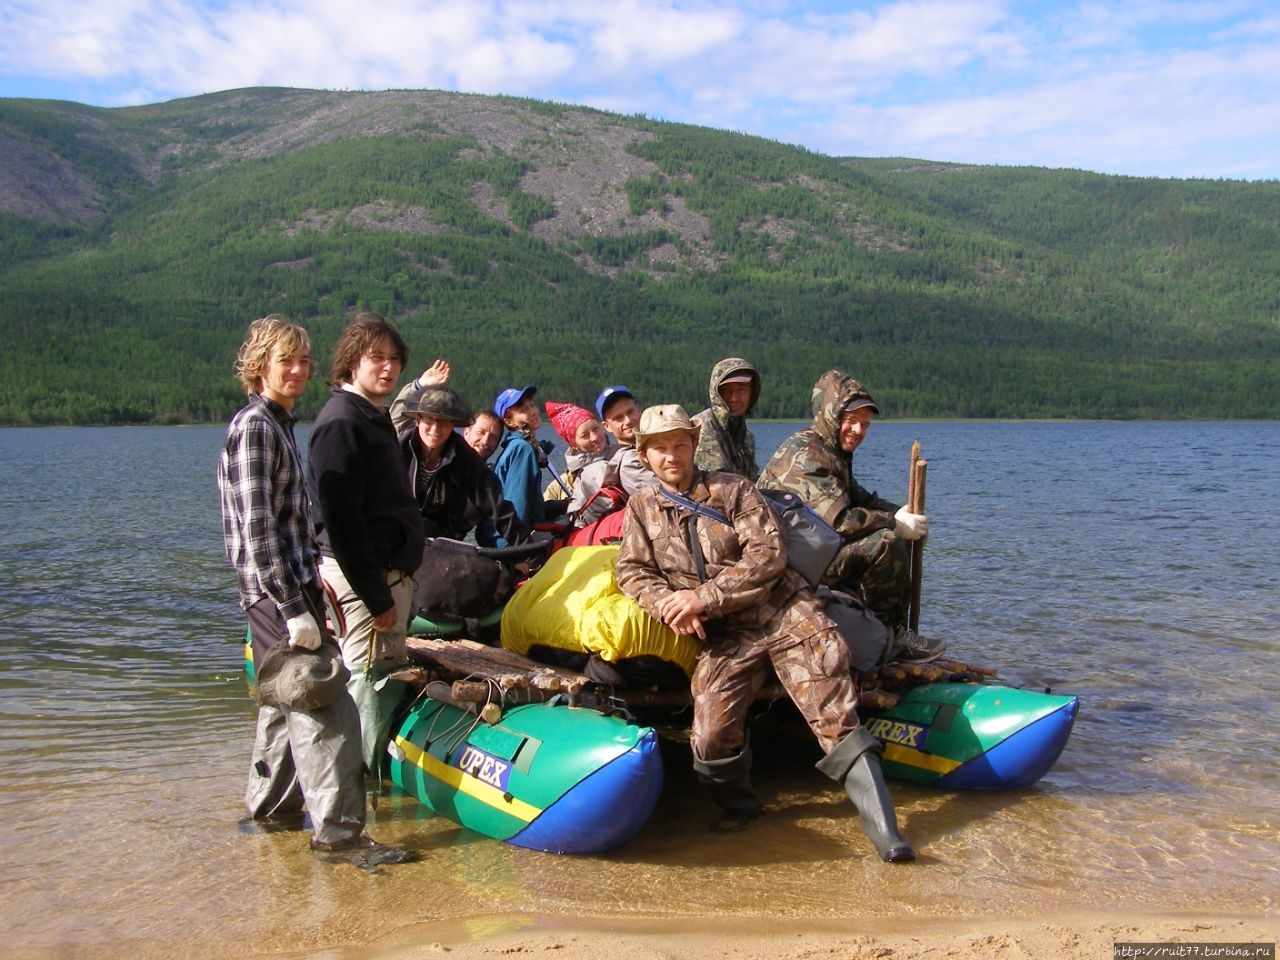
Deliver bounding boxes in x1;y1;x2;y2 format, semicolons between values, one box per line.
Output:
893;507;928;541
286;613;322;651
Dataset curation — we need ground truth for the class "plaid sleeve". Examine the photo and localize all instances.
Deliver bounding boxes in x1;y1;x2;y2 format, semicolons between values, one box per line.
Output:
220;411;311;619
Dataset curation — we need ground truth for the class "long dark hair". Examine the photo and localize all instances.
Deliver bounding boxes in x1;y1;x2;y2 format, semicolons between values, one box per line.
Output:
328;311;409;387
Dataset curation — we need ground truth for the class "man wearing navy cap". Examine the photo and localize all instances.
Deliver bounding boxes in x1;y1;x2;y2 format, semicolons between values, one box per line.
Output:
568;385;656;516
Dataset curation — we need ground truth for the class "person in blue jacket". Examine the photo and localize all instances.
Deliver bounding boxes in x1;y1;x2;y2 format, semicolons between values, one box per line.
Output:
491;384;552;526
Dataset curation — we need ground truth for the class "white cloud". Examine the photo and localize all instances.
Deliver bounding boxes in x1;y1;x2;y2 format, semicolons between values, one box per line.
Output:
1;0;1278;177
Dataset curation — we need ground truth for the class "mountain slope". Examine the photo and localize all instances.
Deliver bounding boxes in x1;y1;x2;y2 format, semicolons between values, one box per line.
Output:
1;87;1277;424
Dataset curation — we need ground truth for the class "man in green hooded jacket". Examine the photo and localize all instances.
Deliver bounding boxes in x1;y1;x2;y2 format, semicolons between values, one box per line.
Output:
693;357;761;481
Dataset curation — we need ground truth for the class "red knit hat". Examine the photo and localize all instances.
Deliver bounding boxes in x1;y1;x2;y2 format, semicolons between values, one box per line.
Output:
545;401;596;446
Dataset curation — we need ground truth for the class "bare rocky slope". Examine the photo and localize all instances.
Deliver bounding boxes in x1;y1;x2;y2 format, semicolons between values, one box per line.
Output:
0;87;902;277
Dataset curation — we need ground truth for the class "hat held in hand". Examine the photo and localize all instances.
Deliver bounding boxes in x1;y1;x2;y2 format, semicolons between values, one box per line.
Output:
255;643;350;711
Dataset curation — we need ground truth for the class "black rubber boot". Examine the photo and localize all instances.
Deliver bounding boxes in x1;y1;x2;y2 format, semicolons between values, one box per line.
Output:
816;728;916;863
311;833;419;869
693;745;763;830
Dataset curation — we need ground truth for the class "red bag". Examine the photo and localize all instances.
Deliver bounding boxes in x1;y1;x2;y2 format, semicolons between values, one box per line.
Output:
568;503;627;545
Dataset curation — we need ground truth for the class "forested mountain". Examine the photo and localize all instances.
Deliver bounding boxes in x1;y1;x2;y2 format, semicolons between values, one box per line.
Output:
1;87;1277;424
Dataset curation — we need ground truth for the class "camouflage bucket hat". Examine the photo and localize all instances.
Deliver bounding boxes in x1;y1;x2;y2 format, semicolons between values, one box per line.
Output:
404;386;472;424
634;404;701;451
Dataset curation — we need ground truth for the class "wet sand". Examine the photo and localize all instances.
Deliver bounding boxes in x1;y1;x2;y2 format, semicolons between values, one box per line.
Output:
9;728;1273;960
363;913;1279;960
13;902;1274;960
6;722;1278;960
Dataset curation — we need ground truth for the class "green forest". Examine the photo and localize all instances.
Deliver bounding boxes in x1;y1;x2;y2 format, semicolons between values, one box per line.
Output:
0;87;1277;424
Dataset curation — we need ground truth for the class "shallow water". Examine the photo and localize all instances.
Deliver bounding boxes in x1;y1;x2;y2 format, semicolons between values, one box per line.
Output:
0;421;1276;958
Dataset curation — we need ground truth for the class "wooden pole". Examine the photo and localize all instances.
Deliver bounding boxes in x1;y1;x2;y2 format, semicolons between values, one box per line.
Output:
907;446;927;633
906;442;919;628
908;441;920;506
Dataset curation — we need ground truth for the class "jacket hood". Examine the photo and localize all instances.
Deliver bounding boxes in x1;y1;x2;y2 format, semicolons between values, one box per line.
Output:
811;370;878;448
707;357;760;417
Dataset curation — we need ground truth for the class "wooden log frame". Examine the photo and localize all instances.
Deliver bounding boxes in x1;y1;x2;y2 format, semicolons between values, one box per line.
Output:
404;636;613;711
403;635;998;720
617;683;902;712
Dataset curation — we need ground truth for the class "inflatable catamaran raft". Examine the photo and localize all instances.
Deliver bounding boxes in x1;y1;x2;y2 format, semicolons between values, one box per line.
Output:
244;547;1078;855
382;545;1076;853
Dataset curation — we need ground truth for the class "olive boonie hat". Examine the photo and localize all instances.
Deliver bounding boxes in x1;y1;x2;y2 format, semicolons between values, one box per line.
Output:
403;386;472;424
634;404;701;451
255;644;350;711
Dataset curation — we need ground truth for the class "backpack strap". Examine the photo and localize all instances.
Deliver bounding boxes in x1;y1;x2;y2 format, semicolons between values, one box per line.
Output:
658;486;731;526
658;487;729;585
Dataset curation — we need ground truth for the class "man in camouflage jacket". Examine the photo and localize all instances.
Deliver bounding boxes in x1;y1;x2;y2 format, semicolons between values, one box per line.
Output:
692;357;761;480
758;370;927;630
615;404;915;862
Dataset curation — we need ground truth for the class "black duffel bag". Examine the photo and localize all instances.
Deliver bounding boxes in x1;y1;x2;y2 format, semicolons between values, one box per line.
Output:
411;538;514;621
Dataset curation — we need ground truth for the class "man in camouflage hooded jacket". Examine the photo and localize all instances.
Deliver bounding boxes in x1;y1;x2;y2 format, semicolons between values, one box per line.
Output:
692;357;761;481
758;370;927;630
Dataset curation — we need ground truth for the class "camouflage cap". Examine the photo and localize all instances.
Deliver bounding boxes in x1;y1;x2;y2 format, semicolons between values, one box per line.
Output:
404;386;472;424
634;404;701;451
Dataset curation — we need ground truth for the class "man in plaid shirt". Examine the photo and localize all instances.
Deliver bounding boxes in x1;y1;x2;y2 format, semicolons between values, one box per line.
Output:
218;315;415;868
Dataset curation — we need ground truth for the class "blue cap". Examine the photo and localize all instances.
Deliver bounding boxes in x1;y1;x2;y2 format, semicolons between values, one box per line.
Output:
494;385;537;420
595;384;634;421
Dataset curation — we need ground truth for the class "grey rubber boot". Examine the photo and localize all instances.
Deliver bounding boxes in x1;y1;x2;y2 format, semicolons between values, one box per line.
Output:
816;728;916;863
693;744;764;817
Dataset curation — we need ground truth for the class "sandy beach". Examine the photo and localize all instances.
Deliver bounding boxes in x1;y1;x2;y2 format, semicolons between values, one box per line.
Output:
308;911;1280;960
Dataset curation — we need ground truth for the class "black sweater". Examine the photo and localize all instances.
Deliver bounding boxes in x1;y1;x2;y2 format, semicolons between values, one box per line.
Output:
308;388;424;617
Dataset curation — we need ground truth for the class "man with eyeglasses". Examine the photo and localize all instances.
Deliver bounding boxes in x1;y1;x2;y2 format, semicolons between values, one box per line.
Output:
308;312;424;787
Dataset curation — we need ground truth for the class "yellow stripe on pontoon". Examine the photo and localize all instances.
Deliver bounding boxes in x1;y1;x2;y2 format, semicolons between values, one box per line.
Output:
883;742;962;775
394;735;543;823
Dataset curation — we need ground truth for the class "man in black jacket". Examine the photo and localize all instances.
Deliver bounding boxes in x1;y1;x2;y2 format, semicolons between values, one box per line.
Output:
309;312;424;779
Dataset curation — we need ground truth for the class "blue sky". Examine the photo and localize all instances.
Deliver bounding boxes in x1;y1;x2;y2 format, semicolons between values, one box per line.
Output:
2;0;1278;179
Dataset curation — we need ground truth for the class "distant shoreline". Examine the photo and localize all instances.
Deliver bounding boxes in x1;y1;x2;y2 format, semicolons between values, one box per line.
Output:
4;416;1275;428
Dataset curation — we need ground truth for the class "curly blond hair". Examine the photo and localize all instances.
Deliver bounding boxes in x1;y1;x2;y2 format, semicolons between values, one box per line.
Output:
234;315;313;394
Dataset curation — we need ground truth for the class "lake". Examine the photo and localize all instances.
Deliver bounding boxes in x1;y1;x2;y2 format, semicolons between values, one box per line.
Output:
0;420;1276;958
